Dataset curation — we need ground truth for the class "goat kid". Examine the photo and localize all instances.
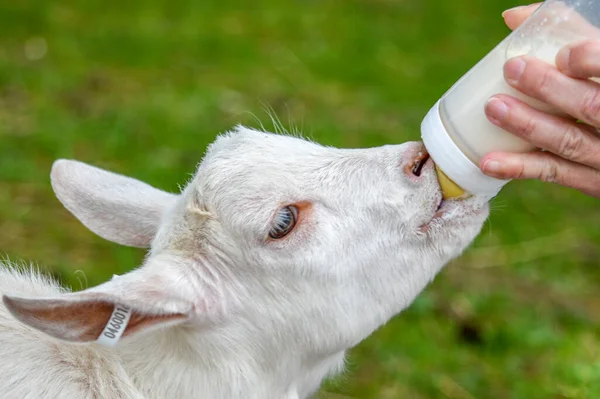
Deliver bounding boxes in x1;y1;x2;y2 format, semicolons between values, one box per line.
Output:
0;126;489;398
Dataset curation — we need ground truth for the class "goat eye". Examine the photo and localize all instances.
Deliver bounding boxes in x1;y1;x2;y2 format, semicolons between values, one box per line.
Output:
269;205;299;239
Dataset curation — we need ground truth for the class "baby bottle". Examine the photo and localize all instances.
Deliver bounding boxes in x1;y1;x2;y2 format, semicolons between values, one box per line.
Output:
421;0;600;199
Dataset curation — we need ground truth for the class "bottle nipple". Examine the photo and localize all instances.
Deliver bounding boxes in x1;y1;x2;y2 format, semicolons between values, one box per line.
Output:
434;164;469;199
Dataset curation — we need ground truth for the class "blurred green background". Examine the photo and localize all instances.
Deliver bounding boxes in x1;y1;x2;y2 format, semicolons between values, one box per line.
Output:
1;1;599;398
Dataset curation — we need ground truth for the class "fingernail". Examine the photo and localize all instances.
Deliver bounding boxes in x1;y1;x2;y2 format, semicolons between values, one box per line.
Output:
505;57;526;85
482;159;503;176
502;5;525;18
485;97;509;125
556;46;571;72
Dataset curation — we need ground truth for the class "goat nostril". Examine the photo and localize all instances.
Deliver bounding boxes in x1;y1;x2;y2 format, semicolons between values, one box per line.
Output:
412;151;430;177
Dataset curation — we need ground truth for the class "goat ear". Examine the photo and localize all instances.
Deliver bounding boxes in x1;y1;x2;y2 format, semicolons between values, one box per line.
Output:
51;159;178;248
2;272;192;346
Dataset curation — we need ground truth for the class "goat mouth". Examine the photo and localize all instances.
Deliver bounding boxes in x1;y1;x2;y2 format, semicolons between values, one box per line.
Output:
420;180;447;233
435;198;444;212
418;199;448;233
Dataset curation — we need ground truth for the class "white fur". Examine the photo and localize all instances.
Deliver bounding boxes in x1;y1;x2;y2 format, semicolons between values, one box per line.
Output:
0;126;489;398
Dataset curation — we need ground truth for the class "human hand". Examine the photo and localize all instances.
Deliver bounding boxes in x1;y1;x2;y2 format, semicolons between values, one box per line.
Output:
480;3;600;198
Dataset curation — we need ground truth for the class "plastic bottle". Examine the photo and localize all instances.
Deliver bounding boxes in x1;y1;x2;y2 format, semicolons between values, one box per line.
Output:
421;0;600;199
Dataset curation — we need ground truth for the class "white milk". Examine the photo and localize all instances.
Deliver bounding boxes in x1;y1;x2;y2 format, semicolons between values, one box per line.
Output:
439;35;569;164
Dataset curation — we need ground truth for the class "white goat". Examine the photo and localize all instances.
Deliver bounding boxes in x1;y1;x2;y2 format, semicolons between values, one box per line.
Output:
0;126;489;399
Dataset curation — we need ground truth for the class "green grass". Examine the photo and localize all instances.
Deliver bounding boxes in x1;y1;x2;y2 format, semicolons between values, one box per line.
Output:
1;1;599;398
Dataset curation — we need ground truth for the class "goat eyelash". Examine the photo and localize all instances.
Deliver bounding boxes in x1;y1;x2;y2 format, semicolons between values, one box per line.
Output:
268;206;299;239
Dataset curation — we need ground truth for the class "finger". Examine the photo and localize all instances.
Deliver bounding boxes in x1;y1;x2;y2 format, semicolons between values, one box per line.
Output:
480;151;600;198
485;94;600;169
556;40;600;79
504;56;600;127
502;3;542;31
